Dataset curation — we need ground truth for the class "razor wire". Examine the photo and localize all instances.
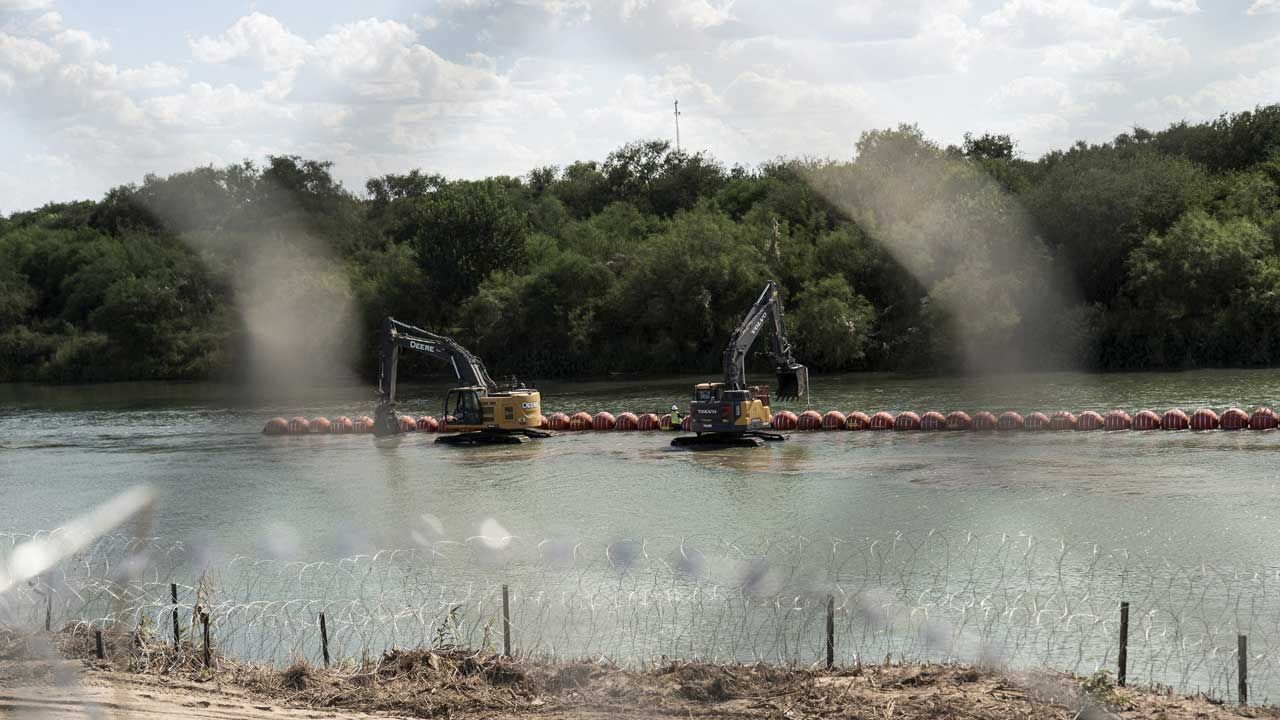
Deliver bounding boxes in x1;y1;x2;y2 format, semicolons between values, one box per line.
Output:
1;529;1275;702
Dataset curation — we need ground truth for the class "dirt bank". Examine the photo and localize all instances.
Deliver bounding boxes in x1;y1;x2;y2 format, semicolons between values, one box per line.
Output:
1;628;1275;719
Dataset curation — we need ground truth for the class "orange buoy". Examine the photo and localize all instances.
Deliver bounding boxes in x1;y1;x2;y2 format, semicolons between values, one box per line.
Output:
353;416;373;433
548;412;570;431
1221;408;1249;430
1250;407;1277;430
537;414;549;429
569;412;593;431
1024;412;1050;431
919;411;946;431
263;417;289;435
1162;409;1189;431
616;412;639;431
1048;411;1076;431
894;411;921;431
659;413;673;430
417;416;439;432
310;417;331;434
821;410;847;430
1104;410;1131;431
944;411;971;431
593;411;616;431
996;412;1023;431
1076;411;1104;431
869;411;895;430
1132;410;1161;431
288;416;310;434
397;415;417;432
681;415;693;431
845;411;871;430
797;410;823;431
638;413;661;430
771;410;798;430
1189;408;1218;430
972;411;997;431
329;416;354;434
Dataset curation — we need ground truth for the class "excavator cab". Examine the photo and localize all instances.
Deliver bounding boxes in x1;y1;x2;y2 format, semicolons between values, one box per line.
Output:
775;363;808;401
444;387;486;427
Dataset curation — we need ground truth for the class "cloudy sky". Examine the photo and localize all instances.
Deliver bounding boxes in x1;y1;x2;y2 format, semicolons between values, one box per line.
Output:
0;0;1277;213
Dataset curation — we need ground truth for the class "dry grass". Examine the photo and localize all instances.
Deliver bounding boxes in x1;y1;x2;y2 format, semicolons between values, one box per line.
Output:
21;627;1280;719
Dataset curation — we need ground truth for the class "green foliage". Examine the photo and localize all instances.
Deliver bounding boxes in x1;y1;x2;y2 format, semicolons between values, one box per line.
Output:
5;104;1280;383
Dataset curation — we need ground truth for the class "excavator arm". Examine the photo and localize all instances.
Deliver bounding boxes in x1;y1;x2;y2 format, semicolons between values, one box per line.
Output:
373;316;499;436
722;281;809;401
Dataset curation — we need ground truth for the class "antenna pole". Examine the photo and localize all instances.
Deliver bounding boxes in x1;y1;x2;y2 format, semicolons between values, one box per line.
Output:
674;99;681;153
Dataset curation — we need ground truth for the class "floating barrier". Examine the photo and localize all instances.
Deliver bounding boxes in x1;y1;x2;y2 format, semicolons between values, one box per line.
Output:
264;404;1280;437
1133;410;1161;431
919;411;946;431
797;410;823;431
1077;411;1103;431
1162;408;1189;431
772;410;798;430
845;411;870;430
1221;408;1249;430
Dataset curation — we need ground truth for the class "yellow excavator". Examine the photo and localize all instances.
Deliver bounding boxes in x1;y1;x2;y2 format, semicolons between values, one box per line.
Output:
672;281;809;448
372;317;550;445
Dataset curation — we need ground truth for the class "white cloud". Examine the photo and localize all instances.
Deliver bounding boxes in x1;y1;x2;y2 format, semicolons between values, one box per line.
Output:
53;29;110;58
0;32;58;74
189;12;309;72
1123;0;1199;15
1246;0;1280;15
0;0;52;10
24;10;61;35
1223;35;1280;65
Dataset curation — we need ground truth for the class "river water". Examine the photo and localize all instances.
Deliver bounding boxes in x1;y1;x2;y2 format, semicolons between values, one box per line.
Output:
4;370;1280;695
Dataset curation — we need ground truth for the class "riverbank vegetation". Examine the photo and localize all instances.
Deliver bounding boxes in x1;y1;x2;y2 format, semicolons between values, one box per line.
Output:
2;105;1278;382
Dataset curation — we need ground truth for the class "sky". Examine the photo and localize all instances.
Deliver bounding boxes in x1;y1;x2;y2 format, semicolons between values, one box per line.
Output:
0;0;1277;214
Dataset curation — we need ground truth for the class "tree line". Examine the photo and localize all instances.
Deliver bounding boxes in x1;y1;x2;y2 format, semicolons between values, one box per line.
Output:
1;105;1279;383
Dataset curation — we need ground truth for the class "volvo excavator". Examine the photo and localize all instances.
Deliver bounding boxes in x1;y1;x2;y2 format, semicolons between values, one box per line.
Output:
672;281;809;449
372;316;551;445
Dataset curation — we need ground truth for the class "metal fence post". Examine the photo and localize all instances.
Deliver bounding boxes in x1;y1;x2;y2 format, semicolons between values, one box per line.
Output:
825;596;834;670
170;583;180;648
1118;601;1129;687
319;612;330;668
1239;634;1248;706
502;584;511;658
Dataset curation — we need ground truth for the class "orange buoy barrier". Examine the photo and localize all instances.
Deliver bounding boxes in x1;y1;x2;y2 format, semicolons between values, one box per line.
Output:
616;412;639;431
330;416;354;434
869;411;895;430
894;412;921;431
659;413;673;430
593;411;616;431
919;411;946;431
771;410;798;430
1024;412;1050;431
972;411;997;431
1049;411;1076;432
1221;408;1249;430
417;416;439;432
263;417;289;435
1132;410;1161;431
1250;407;1277;430
797;410;823;431
681;415;693;431
1162;408;1189;431
1076;411;1104;431
353;416;373;433
845;411;870;430
1189;408;1218;430
996;412;1023;431
638;412;661;430
569;412;593;431
945;411;971;431
310;417;331;434
537;414;549;429
1104;410;1131;431
397;415;417;432
288;416;310;434
821;410;846;430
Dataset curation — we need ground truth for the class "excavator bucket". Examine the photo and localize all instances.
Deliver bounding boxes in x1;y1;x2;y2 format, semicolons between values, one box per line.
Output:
775;363;808;401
